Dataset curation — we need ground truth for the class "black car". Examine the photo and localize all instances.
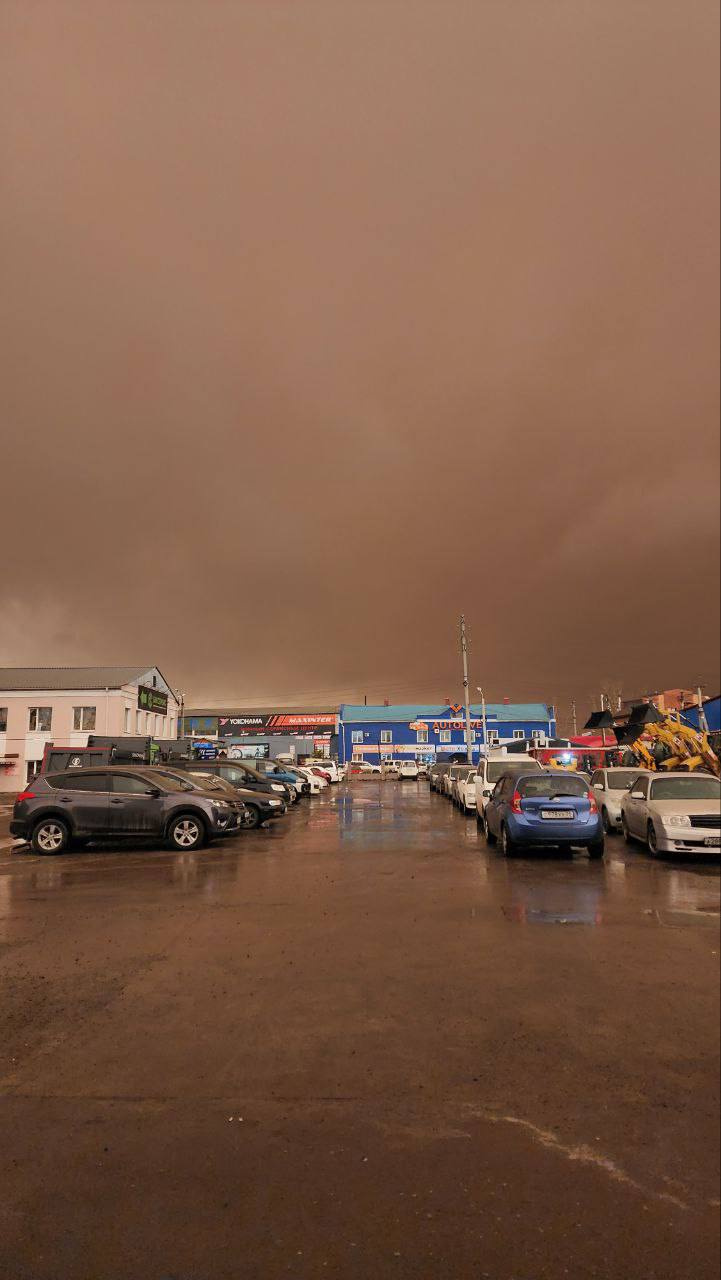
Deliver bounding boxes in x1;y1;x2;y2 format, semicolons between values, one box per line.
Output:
10;767;246;855
157;765;287;829
169;759;294;806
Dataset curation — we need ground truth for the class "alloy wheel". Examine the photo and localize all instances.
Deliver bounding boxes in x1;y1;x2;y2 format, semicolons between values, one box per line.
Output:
174;819;201;848
37;823;65;853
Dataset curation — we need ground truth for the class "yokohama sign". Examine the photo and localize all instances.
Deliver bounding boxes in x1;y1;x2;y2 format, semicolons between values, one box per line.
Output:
218;713;336;737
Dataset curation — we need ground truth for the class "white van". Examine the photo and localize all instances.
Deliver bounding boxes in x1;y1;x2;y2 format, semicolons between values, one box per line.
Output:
398;760;419;780
474;755;543;818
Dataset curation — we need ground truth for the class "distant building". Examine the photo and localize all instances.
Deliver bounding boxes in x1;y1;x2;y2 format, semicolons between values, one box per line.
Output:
338;702;557;764
0;666;179;791
181;707;338;761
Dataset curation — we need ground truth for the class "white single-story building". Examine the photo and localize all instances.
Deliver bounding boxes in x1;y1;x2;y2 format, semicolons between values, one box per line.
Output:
0;666;180;791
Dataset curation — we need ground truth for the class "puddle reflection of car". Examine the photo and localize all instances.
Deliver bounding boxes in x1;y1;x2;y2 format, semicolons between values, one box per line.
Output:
621;771;721;856
483;770;604;858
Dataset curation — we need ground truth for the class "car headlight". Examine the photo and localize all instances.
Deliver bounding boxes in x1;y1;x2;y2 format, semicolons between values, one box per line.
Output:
665;814;691;827
214;800;230;810
271;783;285;792
268;799;282;807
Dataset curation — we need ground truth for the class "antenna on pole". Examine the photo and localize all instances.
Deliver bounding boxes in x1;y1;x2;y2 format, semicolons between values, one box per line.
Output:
459;615;473;764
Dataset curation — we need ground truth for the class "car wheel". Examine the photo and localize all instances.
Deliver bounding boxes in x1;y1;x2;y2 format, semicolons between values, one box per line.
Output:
168;814;206;851
587;838;605;859
647;822;660;857
287;786;298;803
242;805;262;830
500;824;516;858
483;814;497;845
602;808;613;835
32;818;70;855
621;814;632;844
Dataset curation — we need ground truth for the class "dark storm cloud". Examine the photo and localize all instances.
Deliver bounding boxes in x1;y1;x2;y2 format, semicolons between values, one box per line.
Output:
1;0;719;717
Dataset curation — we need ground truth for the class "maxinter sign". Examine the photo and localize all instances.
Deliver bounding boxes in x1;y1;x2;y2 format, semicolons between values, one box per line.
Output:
218;713;337;737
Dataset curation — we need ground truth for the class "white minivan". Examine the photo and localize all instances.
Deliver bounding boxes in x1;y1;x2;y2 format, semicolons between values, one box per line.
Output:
398;760;419;779
474;755;543;818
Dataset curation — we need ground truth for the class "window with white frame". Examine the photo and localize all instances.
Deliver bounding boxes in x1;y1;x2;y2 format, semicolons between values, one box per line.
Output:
0;707;7;733
351;730;363;744
26;760;41;785
380;730;392;744
487;730;499;745
439;729;451;743
531;730;544;742
416;728;428;743
513;729;525;739
28;707;52;732
73;706;96;731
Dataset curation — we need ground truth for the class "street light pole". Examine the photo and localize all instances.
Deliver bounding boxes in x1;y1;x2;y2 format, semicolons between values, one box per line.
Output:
476;686;488;760
460;614;473;764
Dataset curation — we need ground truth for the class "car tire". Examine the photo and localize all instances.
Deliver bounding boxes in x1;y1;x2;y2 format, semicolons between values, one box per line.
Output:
32;818;70;855
602;808;613;835
168;814;206;851
587;838;605;859
621;814;632;844
483;814;497;845
647;822;660;857
500;824;516;858
242;805;262;830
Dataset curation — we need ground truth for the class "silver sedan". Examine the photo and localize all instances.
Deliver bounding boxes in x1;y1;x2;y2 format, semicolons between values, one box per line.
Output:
621;771;721;855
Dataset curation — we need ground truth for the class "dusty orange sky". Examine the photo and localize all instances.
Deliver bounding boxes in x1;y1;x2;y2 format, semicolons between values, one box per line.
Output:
1;1;719;717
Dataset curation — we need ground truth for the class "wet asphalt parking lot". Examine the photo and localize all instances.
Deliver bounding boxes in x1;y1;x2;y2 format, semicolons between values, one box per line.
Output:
0;780;719;1280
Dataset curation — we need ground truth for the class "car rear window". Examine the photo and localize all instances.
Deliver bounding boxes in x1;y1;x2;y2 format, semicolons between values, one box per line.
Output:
518;775;589;798
487;760;541;782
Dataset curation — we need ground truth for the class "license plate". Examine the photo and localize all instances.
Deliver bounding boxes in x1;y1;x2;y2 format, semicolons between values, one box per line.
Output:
541;809;575;820
704;836;720;847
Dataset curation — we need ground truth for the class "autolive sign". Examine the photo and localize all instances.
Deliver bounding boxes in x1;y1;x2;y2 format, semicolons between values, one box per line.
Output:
218;713;336;737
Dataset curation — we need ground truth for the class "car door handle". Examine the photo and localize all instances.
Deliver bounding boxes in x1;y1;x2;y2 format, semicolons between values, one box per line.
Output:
110;798;124;805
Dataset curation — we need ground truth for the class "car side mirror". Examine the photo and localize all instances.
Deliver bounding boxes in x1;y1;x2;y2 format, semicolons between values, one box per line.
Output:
146;787;161;798
631;790;645;799
593;783;603;791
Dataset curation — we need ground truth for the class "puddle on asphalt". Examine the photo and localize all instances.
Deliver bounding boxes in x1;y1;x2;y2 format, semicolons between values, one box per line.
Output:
501;905;602;925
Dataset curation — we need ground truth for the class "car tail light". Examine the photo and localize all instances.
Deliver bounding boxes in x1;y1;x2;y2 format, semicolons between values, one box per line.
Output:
16;791;36;802
587;791;598;814
510;790;523;814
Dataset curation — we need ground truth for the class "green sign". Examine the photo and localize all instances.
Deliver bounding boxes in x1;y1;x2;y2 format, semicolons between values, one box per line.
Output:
137;685;168;716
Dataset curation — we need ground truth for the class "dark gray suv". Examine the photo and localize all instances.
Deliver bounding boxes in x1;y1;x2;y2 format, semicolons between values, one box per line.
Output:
10;767;247;854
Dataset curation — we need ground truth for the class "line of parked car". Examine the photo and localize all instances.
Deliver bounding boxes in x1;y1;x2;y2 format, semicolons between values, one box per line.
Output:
429;754;721;858
10;755;346;855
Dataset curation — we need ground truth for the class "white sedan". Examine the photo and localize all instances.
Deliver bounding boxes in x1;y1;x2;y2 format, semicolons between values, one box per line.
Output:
590;767;654;833
454;767;477;812
621;771;721;855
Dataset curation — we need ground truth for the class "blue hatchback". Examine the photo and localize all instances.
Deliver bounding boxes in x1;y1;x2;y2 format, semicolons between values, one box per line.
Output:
483;771;605;858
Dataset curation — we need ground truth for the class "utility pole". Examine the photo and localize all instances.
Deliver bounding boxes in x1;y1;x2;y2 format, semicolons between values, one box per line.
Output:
459;614;473;764
571;700;578;735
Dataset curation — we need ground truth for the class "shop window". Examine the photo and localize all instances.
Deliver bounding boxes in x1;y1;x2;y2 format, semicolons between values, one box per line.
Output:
380;730;392;744
0;707;7;733
73;706;97;731
439;730;451;743
351;730;363;744
28;707;52;732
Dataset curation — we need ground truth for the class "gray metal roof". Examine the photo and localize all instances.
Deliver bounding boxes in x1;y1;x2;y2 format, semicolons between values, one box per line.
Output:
183;706;337;717
0;666;155;691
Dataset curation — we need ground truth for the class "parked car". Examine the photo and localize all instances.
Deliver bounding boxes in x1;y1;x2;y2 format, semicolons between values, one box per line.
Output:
474;755;543;818
168;760;290;826
443;763;473;797
620;771;721;856
483;770;604;858
429;762;450;792
589;767;654;833
246;759;310;799
383;760;400;776
454;767;477;812
291;765;325;795
416;760;429;777
350;760;382;775
152;767;252;825
169;762;288;824
10;766;247;854
398;760;419;780
303;758;341;783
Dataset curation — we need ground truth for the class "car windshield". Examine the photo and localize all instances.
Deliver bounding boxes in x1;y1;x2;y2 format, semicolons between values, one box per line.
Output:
487;760;540;782
153;770;198;791
141;772;192;792
607;770;643;791
518;775;588;798
650;776;721;801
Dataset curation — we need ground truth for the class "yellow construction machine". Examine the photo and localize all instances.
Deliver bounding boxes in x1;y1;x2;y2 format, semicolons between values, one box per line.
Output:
622;710;720;778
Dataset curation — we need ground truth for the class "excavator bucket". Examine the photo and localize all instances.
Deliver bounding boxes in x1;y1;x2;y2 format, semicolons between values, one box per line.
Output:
583;711;615;730
626;703;665;726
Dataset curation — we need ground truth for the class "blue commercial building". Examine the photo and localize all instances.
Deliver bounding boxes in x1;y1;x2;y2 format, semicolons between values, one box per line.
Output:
679;694;720;733
338;702;557;764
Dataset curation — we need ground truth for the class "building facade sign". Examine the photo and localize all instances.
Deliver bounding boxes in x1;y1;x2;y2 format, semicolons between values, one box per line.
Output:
218;713;336;736
138;685;168;716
